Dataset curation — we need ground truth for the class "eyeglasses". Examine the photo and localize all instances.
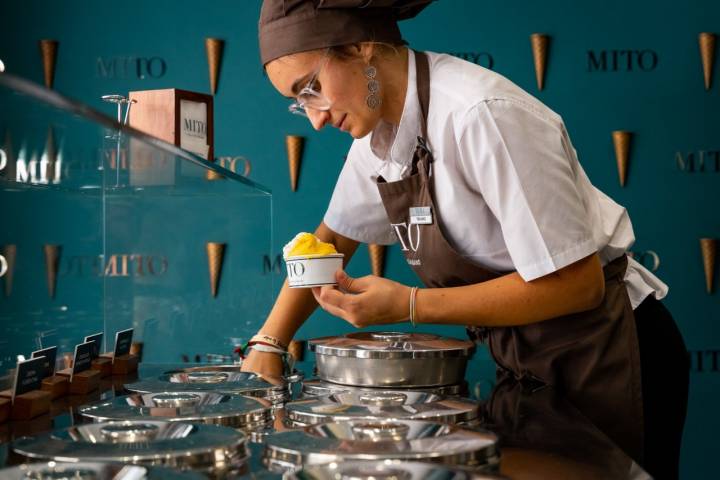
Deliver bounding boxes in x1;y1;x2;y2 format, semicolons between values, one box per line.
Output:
288;50;332;117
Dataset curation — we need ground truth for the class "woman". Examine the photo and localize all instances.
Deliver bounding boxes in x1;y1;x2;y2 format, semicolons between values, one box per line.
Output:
243;1;689;478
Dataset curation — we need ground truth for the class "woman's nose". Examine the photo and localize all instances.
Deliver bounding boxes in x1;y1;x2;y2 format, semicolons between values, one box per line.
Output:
306;108;329;131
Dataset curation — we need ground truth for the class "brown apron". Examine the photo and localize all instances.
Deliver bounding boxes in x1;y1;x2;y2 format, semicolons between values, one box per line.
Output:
375;51;644;464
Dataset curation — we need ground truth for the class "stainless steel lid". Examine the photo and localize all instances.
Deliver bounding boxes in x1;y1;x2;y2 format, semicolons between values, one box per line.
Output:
288;460;505;479
301;378;468;397
162;367;304;386
286;391;479;426
0;462;207;480
164;365;304;382
125;371;299;403
78;391;273;430
247;425;276;444
12;420;248;472
309;332;475;359
262;419;499;471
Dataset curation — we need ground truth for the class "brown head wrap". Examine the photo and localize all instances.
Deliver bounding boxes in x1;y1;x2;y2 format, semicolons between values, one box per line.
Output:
259;0;434;65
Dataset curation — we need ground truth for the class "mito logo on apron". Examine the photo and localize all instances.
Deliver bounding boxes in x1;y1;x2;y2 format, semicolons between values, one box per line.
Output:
391;222;421;252
391;207;433;264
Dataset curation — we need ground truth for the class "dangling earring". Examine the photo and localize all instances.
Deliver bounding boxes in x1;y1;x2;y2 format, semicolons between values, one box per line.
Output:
365;65;381;110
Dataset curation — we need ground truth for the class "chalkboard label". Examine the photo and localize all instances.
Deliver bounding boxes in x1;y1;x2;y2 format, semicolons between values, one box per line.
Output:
71;342;94;382
31;346;58;378
114;328;134;358
12;357;45;402
84;332;103;360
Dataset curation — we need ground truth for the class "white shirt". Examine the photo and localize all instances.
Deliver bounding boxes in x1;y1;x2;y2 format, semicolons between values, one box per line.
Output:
324;50;667;309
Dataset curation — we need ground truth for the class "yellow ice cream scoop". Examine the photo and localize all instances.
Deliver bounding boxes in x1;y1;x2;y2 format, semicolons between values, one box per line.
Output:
283;232;338;258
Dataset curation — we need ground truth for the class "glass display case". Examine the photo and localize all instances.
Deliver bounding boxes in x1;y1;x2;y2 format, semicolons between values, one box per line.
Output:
0;73;274;382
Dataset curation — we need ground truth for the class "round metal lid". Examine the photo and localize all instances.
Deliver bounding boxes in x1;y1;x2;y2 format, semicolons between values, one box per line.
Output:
125;371;296;403
12;420;248;472
0;462;207;480
309;332;475;359
164;365;305;385
78;391;273;430
289;460;504;479
286;391;479;426
301;378;468;398
262;419;499;471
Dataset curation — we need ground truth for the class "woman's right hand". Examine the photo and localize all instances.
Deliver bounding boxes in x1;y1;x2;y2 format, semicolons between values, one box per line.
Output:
240;348;284;378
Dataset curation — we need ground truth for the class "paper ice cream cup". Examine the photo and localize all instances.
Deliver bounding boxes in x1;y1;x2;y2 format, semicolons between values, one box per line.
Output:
285;254;344;288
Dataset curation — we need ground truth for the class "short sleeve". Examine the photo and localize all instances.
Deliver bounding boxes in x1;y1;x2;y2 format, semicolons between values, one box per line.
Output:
457;99;597;281
323;139;398;245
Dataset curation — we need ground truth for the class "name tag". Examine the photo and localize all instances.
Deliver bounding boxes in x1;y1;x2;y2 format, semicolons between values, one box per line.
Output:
409;206;432;225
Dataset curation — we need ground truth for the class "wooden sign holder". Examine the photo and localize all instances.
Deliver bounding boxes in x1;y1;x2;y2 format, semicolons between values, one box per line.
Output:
32;346;68;400
41;375;69;399
0;397;9;424
128;89;214;161
0;390;51;421
100;353;139;375
57;368;101;395
91;357;113;377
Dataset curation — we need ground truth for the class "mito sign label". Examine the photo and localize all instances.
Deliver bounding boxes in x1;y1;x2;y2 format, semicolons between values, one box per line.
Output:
96;56;167;79
587;50;658;72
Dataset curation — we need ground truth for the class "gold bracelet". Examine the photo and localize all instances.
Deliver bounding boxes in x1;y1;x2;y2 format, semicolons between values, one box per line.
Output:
251;334;288;351
409;286;419;327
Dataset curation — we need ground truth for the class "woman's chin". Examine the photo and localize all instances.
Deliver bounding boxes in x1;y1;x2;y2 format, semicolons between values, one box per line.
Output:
350;124;373;139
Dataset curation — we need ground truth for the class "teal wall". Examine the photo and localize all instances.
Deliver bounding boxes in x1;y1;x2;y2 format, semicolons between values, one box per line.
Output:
1;1;719;476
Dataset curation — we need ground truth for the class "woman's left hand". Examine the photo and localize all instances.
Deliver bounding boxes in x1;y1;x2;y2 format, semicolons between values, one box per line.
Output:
311;270;412;328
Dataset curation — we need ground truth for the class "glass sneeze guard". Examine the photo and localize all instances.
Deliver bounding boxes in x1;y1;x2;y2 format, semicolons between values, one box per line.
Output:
0;73;273;381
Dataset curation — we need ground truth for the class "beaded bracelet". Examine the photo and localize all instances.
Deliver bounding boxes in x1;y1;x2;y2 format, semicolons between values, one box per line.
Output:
250;334;288;351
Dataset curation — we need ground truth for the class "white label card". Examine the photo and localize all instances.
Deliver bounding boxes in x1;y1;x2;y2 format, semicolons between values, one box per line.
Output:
179;100;210;160
409;206;432;225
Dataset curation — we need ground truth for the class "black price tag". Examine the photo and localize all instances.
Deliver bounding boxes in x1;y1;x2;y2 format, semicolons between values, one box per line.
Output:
31;346;58;378
12;357;45;403
84;332;103;360
71;342;94;382
113;328;134;359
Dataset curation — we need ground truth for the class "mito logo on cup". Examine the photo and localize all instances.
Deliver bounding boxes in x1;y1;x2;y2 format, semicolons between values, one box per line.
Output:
285;254;344;288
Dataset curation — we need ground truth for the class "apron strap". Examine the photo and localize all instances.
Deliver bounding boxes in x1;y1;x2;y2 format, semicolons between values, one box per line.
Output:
411;50;432;178
414;50;430;140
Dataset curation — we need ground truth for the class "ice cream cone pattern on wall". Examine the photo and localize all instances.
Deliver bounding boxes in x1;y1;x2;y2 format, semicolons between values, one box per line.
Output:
2;245;17;297
700;238;716;294
205;38;225;95
39;40;58;89
699;32;716;90
369;244;386;277
206;242;226;298
530;34;549;91
286;135;305;192
44;244;60;299
612;131;632;187
44;126;57;183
